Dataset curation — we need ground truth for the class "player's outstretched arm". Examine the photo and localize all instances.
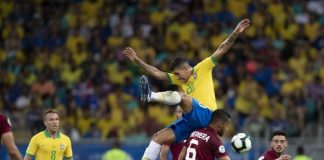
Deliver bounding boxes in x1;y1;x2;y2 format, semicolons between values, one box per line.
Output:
2;132;23;160
212;19;250;61
123;47;168;80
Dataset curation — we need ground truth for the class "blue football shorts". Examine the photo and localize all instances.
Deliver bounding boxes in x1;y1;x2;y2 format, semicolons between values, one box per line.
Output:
168;98;213;143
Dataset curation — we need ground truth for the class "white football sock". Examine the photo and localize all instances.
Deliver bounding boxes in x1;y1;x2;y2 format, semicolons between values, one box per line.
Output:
149;91;181;105
142;140;162;160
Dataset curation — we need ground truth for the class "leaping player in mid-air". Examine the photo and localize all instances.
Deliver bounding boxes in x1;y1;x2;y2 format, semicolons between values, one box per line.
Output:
123;19;250;160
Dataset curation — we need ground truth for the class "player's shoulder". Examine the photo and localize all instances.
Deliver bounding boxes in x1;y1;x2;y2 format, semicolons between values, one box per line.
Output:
258;154;270;160
0;114;9;125
193;56;216;72
59;132;71;141
29;131;46;142
195;127;206;132
258;150;273;160
200;127;216;135
33;131;46;138
204;128;222;144
0;114;7;121
0;114;12;135
196;56;216;66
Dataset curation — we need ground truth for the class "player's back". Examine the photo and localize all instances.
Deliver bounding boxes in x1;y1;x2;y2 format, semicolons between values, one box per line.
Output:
184;126;227;160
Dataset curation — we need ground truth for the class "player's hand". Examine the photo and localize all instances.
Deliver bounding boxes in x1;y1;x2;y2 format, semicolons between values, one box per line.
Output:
123;47;138;62
235;19;250;33
278;154;291;160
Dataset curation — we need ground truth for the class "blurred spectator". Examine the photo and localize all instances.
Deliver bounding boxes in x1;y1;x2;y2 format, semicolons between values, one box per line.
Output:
243;108;267;138
102;140;133;160
83;122;102;139
31;71;56;96
293;146;312;160
26;99;43;135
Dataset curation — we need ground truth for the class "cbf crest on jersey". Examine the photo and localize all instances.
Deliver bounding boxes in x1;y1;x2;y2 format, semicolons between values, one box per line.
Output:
60;144;65;150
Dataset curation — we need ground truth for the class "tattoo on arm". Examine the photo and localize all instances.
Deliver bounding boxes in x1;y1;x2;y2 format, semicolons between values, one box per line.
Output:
136;59;168;80
137;59;159;73
214;31;240;60
222;32;239;49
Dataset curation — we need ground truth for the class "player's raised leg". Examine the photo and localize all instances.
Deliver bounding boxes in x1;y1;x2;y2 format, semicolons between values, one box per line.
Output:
141;79;212;160
142;128;176;160
141;97;211;159
140;75;181;105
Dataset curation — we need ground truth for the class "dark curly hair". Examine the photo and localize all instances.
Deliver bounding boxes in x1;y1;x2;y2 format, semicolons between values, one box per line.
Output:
170;57;188;71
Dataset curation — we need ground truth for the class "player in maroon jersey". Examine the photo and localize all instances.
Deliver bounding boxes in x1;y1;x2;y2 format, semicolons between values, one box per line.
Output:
178;109;231;160
258;131;291;160
160;106;185;160
0;114;23;160
160;142;185;160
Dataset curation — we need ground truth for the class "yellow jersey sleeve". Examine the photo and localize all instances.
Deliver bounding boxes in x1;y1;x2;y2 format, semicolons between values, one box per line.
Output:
26;136;38;157
194;56;217;71
64;138;73;159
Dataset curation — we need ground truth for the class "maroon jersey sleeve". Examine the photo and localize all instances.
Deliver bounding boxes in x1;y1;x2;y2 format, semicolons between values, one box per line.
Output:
0;114;12;137
258;154;271;160
258;150;279;160
210;133;228;158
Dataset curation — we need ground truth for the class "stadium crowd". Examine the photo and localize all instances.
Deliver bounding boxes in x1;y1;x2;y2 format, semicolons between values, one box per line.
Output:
0;0;323;142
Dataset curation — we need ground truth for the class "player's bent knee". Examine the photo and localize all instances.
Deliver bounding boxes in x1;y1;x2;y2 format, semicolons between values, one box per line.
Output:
178;93;193;113
179;92;191;102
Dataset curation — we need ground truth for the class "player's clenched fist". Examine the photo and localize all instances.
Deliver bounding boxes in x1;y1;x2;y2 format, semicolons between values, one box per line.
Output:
278;154;291;160
123;47;138;62
234;19;250;33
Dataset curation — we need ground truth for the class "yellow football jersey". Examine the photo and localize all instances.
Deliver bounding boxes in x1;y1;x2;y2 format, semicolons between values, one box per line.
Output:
26;130;73;160
168;56;218;110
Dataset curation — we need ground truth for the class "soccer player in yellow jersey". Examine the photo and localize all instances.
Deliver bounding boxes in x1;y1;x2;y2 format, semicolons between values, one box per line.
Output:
124;19;250;160
24;109;73;160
